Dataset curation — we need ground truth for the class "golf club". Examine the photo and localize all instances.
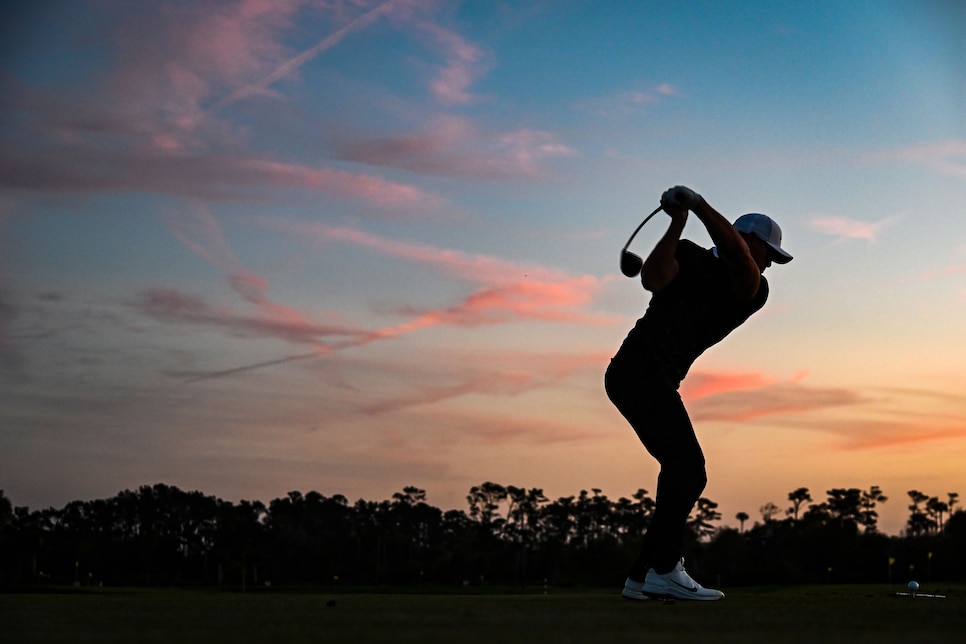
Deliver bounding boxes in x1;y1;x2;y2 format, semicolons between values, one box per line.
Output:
620;205;663;278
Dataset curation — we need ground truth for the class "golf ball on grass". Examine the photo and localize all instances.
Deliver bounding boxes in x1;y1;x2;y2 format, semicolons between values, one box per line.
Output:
908;581;919;591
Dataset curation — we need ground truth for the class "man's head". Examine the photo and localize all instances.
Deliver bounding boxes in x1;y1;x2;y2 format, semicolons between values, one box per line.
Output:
734;213;792;272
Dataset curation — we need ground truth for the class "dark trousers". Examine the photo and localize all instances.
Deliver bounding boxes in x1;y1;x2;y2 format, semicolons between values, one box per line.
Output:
605;359;707;579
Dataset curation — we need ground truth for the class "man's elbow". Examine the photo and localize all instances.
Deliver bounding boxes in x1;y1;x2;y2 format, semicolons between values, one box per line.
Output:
641;257;680;292
734;274;761;301
641;267;674;293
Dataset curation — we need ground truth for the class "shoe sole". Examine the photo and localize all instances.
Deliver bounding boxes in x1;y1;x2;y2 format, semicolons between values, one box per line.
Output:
643;590;723;601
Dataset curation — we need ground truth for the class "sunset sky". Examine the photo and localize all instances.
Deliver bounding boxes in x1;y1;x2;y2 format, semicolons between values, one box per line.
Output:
2;0;965;536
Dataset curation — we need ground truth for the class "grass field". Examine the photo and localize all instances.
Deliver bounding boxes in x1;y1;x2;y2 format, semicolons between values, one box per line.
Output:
3;584;965;643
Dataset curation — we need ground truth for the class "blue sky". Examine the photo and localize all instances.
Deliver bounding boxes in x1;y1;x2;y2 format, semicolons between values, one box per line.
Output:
1;0;965;535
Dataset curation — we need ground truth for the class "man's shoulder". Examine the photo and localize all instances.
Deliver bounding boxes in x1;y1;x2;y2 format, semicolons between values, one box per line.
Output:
676;239;716;269
676;239;711;260
678;239;707;252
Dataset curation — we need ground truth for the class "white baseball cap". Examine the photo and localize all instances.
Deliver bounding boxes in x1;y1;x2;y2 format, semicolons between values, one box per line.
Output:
734;213;792;264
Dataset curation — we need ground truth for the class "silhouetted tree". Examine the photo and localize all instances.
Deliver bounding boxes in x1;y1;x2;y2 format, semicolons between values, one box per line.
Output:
540;495;575;547
214;498;265;588
858;485;887;533
572;489;608;547
926;497;949;533
906;490;935;536
826;488;863;527
801;500;830;524
735;512;749;533
759;502;781;523
467;482;508;538
787;488;812;521
6;481;964;589
610;489;654;540
504;486;547;546
687;497;721;541
0;490;12;533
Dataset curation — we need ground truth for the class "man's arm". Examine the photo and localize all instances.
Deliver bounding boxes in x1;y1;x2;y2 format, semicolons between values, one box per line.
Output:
640;207;688;293
690;196;761;300
661;186;761;300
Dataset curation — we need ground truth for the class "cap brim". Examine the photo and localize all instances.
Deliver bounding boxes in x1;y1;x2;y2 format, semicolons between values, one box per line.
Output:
767;243;793;264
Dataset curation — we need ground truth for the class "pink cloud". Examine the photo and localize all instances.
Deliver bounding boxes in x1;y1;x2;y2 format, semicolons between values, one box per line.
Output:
353;361;562;418
162;217;618;381
213;0;406;111
250;160;443;207
263;219;617;329
334;115;575;179
864;140;966;178
836;421;966;451
806;214;899;242
317;349;610;435
102;0;309;145
685;378;966;453
445;412;603;446
412;20;488;106
382;277;614;337
688;378;863;423
1;141;439;208
273;220;573;285
0;0;444;209
574;84;681;117
136;287;365;346
821;388;966;450
157;207;370;350
681;371;773;400
914;262;966;283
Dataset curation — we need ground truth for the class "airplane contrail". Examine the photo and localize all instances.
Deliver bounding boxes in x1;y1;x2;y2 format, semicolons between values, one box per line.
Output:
210;0;405;112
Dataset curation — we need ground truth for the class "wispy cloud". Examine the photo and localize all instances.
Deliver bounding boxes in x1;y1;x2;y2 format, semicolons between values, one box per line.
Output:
0;0;445;209
422;408;605;446
681;371;773;400
806;214;900;242
574;83;681;118
353;351;606;417
864;140;966;178
268;220;587;286
145;214;615;381
915;262;966;283
149;207;372;349
413;19;489;106
688;377;864;423
283;222;616;350
136;287;365;347
0;0;562;205
334;115;575;179
0;141;441;207
266;219;616;325
95;0;312;147
688;378;966;453
834;420;966;451
211;0;407;112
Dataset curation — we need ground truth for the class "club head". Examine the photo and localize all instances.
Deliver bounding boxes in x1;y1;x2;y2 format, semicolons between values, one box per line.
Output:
620;250;643;278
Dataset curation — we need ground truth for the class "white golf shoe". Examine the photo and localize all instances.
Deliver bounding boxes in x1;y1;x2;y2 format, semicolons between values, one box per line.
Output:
620;577;649;601
642;558;724;601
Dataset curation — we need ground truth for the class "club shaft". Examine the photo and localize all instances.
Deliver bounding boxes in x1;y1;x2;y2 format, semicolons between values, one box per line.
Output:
622;205;663;252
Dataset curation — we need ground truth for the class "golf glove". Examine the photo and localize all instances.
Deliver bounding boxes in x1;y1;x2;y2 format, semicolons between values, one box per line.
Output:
661;186;702;211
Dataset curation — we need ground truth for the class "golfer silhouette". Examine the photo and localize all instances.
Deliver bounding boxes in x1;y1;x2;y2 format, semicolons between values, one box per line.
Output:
606;185;792;601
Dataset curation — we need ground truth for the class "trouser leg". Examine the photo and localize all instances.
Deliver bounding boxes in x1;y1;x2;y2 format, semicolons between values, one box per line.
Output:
605;364;707;579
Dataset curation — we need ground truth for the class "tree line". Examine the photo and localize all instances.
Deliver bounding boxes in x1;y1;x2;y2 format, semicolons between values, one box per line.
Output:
1;483;964;589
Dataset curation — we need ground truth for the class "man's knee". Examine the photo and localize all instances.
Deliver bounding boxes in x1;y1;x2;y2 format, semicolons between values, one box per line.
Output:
661;458;707;498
